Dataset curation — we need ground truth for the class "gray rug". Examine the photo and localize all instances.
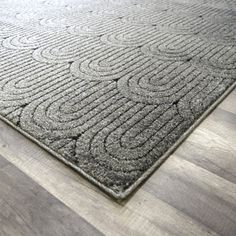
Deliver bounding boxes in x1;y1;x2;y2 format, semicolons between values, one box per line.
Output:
0;0;235;199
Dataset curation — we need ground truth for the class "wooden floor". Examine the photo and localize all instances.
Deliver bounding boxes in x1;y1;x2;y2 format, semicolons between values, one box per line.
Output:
0;88;235;236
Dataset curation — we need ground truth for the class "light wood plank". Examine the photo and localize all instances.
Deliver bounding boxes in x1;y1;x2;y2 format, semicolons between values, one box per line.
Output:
0;155;103;236
143;157;236;236
219;89;236;114
175;109;236;184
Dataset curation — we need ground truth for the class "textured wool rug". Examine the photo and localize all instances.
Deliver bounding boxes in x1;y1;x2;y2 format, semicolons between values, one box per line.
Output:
0;0;235;199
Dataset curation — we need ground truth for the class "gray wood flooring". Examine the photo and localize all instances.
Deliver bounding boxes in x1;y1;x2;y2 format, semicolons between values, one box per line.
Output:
0;155;103;236
0;89;235;236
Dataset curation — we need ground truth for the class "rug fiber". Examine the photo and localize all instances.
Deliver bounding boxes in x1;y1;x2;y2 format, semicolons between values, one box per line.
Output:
0;0;235;199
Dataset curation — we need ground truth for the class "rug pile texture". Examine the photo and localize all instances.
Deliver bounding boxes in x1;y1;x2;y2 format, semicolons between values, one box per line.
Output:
0;0;235;199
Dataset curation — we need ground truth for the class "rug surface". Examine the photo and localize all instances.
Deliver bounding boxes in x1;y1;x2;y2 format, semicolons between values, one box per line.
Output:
0;0;235;199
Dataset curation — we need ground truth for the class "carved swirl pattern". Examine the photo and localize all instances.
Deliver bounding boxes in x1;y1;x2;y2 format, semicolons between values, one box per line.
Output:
0;0;235;196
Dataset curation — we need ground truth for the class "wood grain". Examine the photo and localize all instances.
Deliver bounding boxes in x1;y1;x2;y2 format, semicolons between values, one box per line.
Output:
0;155;103;236
0;89;235;236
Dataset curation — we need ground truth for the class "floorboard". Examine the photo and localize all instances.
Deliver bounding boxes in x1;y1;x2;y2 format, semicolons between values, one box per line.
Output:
0;155;103;236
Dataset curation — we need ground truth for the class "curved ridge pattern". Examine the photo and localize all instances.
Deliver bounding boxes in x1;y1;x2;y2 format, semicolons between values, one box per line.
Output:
0;0;235;198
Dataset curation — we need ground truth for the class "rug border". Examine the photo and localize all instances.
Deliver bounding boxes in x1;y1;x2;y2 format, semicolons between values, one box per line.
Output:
0;81;235;200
